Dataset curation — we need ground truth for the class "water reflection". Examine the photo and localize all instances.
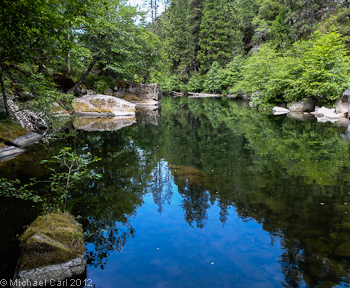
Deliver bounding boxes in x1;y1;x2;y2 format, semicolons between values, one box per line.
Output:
2;97;350;286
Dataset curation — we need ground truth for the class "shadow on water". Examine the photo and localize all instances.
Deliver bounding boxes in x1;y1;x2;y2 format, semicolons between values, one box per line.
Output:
2;99;350;286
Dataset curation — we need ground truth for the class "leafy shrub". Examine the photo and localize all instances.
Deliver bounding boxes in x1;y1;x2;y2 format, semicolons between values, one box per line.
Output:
186;73;203;92
203;61;221;93
0;147;101;213
233;32;350;107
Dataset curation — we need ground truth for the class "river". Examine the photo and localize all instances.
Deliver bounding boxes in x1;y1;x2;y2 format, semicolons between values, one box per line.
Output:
1;96;350;287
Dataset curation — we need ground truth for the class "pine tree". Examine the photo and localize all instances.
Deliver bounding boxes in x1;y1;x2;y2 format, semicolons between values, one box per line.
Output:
187;0;205;72
198;0;243;72
163;0;192;75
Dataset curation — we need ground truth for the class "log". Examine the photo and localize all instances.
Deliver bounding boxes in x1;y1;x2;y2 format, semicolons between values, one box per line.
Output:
187;92;222;98
171;91;185;98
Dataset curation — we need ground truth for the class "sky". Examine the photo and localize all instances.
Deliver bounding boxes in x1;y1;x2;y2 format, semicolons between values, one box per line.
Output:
127;0;166;22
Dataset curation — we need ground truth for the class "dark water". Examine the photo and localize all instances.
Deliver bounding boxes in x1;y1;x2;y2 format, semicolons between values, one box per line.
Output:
2;97;350;287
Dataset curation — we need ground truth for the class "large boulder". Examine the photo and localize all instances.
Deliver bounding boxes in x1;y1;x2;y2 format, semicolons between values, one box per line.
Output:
335;98;349;114
72;94;136;117
343;88;350;98
113;82;161;106
12;213;86;287
287;99;315;112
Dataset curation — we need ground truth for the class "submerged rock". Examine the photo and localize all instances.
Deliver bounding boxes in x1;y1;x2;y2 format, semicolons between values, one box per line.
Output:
13;213;86;287
168;164;207;188
72;94;136;117
334;242;350;257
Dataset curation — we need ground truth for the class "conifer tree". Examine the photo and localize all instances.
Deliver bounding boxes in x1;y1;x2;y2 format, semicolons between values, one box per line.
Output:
187;0;204;72
198;0;243;71
163;0;192;75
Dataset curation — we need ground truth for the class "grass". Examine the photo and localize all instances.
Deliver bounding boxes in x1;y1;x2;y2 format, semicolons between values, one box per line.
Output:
0;119;28;142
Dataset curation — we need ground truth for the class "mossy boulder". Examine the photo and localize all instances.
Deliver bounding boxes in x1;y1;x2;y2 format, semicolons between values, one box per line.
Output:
13;213;86;287
114;82;161;106
72;94;136;117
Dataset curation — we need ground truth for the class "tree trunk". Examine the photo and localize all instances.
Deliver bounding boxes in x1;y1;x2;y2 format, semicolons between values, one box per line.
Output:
310;0;316;30
330;0;335;15
66;57;97;95
0;68;10;117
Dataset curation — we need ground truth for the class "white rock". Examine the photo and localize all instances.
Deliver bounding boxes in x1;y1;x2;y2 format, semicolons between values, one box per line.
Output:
72;94;136;117
316;106;344;119
272;106;290;115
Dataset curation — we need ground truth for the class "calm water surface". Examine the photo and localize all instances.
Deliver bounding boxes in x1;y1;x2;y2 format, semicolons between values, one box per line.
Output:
1;97;350;287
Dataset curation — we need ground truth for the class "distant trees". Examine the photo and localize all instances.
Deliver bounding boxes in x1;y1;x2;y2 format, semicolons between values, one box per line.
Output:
157;0;350;106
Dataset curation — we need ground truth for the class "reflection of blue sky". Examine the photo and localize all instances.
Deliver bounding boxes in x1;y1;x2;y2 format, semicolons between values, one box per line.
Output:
86;164;285;288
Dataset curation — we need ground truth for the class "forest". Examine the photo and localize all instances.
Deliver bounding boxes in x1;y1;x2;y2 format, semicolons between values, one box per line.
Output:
155;0;350;107
1;0;350;116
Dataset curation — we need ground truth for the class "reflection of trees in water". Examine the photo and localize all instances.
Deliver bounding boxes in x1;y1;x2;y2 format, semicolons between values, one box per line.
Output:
159;97;350;287
23;96;350;285
148;161;174;213
86;224;135;268
168;164;211;228
69;128;160;268
180;185;210;228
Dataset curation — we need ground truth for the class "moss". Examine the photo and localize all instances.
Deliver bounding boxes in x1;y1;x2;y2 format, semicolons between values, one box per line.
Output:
72;102;91;112
0;120;28;142
19;212;84;270
123;93;140;102
73;98;135;114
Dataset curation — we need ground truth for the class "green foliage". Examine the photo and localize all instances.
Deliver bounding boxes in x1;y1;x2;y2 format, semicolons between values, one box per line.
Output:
92;77;113;94
0;178;42;203
198;0;242;71
41;147;101;212
0;147;101;213
316;8;350;50
203;61;222;93
233;32;350;107
163;0;191;75
186;73;203;92
284;32;350;103
161;75;187;92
